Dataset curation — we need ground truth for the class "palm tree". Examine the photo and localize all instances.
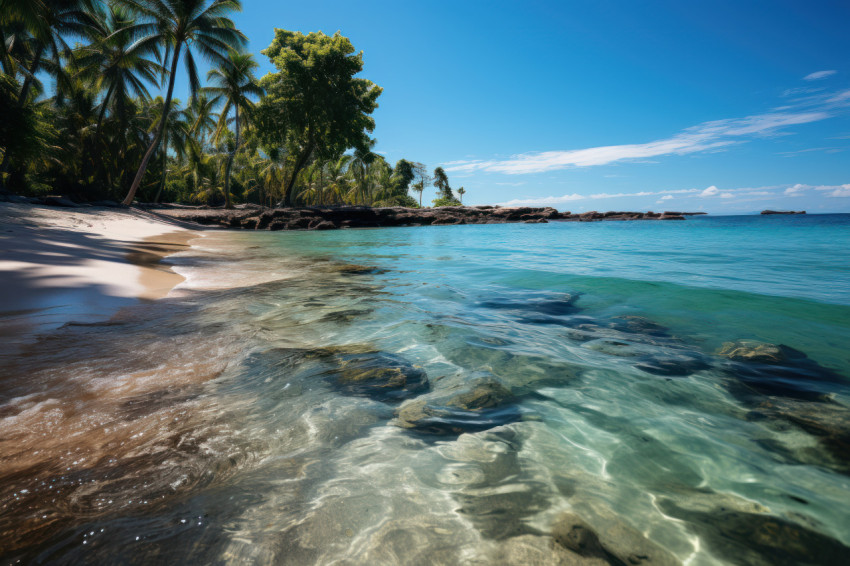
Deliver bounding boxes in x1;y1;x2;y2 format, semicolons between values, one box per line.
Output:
433;166;452;200
5;0;99;107
0;0;99;184
75;4;162;134
119;0;246;206
187;92;217;148
204;49;261;208
457;186;465;204
412;181;424;207
150;97;192;202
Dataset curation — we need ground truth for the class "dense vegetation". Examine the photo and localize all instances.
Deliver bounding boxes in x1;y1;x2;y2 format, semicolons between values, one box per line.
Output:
0;0;465;208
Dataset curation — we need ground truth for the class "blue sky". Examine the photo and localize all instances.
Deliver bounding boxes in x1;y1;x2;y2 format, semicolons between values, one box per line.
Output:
190;0;849;212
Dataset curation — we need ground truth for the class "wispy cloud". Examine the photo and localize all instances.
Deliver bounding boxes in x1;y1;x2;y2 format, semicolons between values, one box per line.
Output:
445;88;849;176
804;70;837;81
784;183;850;196
498;188;699;206
497;183;848;207
445;111;832;175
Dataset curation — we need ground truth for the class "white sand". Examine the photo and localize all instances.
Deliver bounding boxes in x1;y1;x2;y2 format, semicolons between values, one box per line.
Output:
0;203;198;338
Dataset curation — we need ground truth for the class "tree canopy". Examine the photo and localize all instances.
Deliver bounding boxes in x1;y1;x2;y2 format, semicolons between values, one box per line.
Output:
257;30;383;206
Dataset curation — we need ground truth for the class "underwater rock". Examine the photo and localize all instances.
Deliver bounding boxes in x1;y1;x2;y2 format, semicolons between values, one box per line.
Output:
332;352;429;402
748;398;850;472
551;512;680;566
478;294;580;323
657;499;850;566
634;351;710;377
718;340;804;364
329;263;385;275
395;379;519;435
609;316;671;338
717;340;847;402
493;534;609;565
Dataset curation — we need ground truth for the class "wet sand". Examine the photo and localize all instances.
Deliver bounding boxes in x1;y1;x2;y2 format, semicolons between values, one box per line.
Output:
0;203;200;342
127;232;195;300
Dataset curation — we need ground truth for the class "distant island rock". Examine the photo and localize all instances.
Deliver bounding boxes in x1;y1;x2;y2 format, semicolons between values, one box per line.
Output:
761;210;806;215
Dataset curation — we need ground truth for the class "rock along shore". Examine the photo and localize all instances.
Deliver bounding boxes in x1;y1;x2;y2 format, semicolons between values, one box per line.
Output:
147;205;704;231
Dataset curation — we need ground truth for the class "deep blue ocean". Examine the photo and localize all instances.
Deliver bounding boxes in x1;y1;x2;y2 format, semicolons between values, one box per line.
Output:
2;214;849;564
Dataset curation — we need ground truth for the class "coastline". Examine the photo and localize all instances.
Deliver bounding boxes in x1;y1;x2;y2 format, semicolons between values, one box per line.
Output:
0;203;199;342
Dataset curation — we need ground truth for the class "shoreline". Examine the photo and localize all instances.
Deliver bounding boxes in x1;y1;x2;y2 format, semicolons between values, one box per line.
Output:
0;203;200;343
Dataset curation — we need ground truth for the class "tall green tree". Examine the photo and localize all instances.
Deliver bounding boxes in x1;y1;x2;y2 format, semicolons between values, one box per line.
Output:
457;186;465;204
257;30;382;207
433;166;453;199
204;49;262;208
119;0;246;206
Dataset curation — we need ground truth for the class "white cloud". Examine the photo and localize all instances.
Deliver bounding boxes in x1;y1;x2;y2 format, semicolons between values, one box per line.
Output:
497;188;697;207
827;90;850;103
444;110;831;175
445;86;850;177
497;182;850;207
826;184;850;197
804;70;837;81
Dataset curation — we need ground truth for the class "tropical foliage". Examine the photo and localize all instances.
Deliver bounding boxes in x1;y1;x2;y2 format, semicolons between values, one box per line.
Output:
0;1;457;207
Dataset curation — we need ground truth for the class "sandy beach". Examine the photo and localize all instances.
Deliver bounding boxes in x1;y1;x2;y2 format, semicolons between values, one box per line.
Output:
0;203;199;344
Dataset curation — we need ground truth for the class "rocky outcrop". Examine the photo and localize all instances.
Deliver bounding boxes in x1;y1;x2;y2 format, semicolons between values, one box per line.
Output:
146;205;705;231
761;210;806;215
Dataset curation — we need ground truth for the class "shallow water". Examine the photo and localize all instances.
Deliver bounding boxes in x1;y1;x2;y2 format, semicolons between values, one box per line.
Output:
2;214;850;565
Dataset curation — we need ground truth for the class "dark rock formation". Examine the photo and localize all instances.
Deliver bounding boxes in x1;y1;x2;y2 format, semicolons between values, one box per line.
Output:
761;210;806;215
657;499;850;566
330;351;429;402
394;378;520;435
551;512;679;566
146;205;704;231
717;340;847;401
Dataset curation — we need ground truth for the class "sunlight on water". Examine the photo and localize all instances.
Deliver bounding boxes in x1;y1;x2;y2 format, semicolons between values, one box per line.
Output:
2;215;849;564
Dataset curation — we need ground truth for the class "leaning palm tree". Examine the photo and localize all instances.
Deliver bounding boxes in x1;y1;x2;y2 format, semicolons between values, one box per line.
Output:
119;0;246;206
457;186;465;204
204;49;262;208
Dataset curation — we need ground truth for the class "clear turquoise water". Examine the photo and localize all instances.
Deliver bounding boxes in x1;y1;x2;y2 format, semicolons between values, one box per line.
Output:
2;214;850;564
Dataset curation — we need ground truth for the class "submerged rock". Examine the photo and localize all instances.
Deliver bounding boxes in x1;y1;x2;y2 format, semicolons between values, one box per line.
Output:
331;352;429;402
634;351;710;377
748;398;850;472
551;512;680;566
657;499;850;566
395;379;519;435
718;340;805;364
477;294;580;324
717;340;847;402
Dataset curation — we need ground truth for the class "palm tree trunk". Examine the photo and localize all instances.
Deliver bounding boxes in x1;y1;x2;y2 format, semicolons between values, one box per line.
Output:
223;104;239;209
122;43;182;206
154;138;168;203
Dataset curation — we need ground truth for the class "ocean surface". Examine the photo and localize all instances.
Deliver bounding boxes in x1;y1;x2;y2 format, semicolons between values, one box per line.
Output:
2;214;850;565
